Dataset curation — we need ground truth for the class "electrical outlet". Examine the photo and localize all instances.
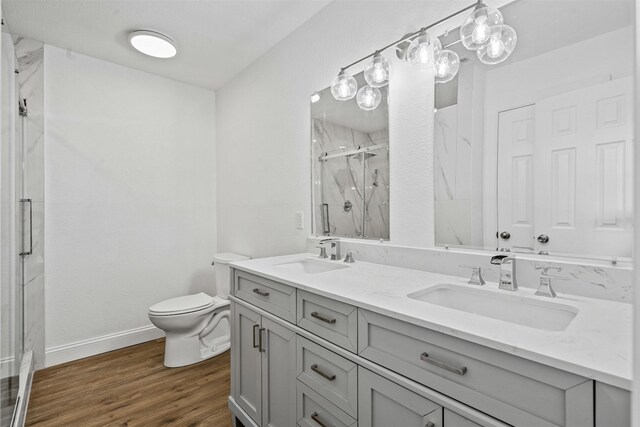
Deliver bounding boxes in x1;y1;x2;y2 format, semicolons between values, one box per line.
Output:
295;211;304;229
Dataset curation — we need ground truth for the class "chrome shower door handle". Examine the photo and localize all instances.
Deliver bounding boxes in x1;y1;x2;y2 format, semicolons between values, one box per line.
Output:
19;198;32;256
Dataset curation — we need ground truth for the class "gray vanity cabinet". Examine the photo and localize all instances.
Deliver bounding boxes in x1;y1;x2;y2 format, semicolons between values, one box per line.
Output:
443;409;482;427
232;302;262;424
358;367;443;427
231;269;628;427
595;383;631;427
358;309;594;427
231;302;297;427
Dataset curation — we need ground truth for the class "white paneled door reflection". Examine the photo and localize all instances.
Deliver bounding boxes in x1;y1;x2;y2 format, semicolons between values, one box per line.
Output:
497;77;632;258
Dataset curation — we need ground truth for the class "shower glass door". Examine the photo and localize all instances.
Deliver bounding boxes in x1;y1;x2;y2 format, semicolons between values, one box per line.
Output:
1;32;24;427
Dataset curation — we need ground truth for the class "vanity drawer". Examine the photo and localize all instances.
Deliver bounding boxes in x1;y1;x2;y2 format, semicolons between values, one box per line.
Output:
297;290;357;352
234;270;296;323
297;381;357;427
297;336;358;417
358;309;593;427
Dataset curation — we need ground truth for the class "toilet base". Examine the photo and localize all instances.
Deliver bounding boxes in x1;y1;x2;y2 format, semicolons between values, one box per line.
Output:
163;309;230;368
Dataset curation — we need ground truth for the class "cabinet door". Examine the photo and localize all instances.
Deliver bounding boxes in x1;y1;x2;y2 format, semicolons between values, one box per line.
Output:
261;317;297;427
359;367;442;427
232;303;262;425
444;409;482;427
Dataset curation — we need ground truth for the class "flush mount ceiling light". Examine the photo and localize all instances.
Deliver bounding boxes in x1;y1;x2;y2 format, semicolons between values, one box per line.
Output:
128;30;177;58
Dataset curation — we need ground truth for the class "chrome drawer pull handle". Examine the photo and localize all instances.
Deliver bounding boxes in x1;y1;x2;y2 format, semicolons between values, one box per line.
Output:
310;311;336;324
425;423;435;427
420;352;467;376
311;364;336;381
253;288;269;297
252;324;260;348
311;412;332;427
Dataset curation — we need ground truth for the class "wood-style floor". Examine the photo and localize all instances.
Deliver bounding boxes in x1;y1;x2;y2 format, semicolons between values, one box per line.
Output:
26;339;233;426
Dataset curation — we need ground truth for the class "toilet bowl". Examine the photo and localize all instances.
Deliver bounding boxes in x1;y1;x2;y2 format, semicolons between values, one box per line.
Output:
148;253;250;367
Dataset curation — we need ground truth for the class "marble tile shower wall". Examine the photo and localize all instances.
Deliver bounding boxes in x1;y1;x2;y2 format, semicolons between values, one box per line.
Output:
16;37;45;369
313;120;389;240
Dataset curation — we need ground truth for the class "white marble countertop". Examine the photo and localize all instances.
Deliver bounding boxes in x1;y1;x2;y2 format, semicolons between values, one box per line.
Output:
230;253;633;390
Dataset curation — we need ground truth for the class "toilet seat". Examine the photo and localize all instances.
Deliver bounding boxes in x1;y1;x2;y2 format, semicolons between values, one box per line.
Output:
149;292;226;316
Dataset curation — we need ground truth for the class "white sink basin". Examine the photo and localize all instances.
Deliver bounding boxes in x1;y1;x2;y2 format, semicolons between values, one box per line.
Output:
408;284;578;331
276;259;350;274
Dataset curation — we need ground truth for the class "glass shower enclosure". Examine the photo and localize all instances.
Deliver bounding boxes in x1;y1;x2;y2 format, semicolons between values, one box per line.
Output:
1;23;44;426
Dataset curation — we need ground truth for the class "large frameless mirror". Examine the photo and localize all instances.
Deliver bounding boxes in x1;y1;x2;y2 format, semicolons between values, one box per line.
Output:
311;72;390;240
433;0;634;261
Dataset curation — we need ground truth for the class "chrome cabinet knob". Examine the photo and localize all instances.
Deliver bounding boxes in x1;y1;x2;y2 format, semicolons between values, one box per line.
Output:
537;234;550;244
499;231;511;240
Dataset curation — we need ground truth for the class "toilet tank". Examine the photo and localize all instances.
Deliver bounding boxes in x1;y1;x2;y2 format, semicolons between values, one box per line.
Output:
213;253;250;299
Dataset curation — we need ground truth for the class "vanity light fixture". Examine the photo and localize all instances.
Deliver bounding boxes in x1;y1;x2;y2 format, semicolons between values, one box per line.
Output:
476;24;517;64
128;30;177;58
459;1;504;50
407;30;442;70
326;1;518;105
434;50;460;83
330;69;358;101
364;52;390;88
310;91;321;103
356;85;382;111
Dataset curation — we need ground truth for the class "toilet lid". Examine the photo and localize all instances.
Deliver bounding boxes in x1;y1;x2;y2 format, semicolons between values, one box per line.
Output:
149;292;216;316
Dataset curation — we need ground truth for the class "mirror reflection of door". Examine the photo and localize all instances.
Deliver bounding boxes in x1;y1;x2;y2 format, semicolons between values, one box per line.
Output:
497;105;535;253
496;77;632;257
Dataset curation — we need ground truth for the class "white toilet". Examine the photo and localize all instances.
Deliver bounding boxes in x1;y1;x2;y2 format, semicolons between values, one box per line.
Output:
148;253;250;367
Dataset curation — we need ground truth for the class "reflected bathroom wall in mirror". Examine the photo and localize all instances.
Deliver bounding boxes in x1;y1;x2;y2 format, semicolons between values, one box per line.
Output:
434;0;634;261
312;72;390;240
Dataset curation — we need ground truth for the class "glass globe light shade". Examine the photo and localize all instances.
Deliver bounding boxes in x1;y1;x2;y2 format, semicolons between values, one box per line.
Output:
477;25;517;65
356;85;382;111
460;3;504;50
407;30;442;70
364;52;390;88
434;50;460;84
331;70;358;101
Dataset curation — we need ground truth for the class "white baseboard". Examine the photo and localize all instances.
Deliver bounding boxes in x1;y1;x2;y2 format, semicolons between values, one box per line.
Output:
45;325;164;367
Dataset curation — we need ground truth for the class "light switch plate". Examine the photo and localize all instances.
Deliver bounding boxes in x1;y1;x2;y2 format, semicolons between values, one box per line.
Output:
295;211;304;229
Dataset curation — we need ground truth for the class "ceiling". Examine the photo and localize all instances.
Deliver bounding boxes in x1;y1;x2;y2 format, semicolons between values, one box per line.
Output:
2;0;331;90
443;0;634;67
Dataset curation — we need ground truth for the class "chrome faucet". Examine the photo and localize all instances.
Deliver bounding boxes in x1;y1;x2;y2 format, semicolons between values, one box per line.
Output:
535;267;568;298
490;255;517;291
316;238;341;260
459;265;485;286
